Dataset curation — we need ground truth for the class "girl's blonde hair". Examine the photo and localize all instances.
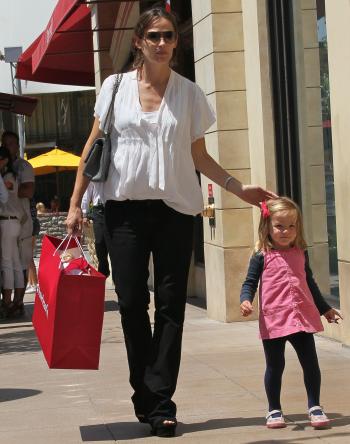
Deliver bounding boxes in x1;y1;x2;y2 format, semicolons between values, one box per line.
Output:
255;196;307;252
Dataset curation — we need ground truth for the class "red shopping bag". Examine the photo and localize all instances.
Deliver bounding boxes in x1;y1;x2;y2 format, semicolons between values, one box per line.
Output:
32;235;106;369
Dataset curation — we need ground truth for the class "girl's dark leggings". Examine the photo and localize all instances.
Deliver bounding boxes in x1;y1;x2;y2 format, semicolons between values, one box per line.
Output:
262;332;321;411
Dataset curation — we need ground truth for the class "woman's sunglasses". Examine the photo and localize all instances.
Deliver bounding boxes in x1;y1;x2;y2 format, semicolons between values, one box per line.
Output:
145;31;176;44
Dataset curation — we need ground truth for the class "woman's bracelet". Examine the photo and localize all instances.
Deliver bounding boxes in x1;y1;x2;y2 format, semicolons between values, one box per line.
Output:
224;175;234;190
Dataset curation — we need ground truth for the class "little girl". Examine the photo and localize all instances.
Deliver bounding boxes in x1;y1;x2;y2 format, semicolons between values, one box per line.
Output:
240;197;342;429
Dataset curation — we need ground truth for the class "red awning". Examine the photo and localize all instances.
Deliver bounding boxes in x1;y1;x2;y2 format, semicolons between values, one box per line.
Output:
0;92;38;116
16;0;95;87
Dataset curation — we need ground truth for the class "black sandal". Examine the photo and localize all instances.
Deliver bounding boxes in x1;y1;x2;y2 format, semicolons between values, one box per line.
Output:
151;418;177;438
0;300;14;319
9;301;25;318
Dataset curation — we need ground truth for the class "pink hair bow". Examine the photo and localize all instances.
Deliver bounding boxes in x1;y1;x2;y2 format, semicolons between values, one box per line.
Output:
260;201;270;219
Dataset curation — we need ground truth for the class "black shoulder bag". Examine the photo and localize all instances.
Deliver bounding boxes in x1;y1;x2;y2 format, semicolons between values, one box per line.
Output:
83;73;123;182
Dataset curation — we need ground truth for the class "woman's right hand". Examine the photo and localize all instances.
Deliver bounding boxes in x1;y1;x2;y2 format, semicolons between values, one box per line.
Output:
66;205;83;235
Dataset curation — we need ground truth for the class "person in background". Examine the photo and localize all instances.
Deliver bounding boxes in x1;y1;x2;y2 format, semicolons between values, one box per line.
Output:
0;146;25;319
81;182;110;278
36;202;46;214
50;195;60;213
0;161;9;204
1;131;34;317
26;198;41;293
0;158;9;307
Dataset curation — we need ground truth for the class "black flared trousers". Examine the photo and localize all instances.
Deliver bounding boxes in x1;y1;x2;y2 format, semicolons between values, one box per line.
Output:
105;199;194;424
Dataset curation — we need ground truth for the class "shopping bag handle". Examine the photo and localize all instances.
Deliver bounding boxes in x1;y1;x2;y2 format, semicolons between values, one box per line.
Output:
53;234;87;263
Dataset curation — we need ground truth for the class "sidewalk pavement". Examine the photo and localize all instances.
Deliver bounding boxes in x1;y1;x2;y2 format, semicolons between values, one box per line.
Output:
1;288;350;444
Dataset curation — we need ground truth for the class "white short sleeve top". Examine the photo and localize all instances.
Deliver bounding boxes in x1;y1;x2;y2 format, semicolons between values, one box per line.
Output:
0;173;25;220
13;157;34;219
94;69;216;215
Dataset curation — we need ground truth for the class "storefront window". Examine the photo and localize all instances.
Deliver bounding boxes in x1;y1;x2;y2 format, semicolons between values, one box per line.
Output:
317;0;339;306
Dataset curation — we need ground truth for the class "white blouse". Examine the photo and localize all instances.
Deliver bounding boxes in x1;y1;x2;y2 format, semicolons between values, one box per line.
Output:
94;69;216;215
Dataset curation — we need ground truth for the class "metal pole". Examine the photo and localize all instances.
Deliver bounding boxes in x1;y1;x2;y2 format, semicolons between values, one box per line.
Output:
16;77;25;158
10;62;16;94
10;62;25;158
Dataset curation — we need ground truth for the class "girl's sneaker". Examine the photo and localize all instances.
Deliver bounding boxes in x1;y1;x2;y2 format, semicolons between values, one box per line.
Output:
266;410;287;429
308;406;330;428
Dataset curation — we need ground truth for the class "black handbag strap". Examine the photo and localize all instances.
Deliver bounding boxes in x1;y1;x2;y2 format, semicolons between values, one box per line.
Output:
103;73;123;135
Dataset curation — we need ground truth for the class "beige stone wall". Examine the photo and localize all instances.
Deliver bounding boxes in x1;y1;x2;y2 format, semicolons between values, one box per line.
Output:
192;0;248;321
324;0;350;345
90;1;138;92
109;2;139;73
90;5;113;92
241;0;277;248
192;0;277;321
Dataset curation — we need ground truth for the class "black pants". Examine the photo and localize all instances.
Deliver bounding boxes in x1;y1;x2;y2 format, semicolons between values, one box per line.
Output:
263;332;321;411
91;206;110;278
104;200;194;424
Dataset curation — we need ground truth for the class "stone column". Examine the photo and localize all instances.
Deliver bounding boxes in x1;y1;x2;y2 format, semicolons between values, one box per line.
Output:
191;0;276;321
325;0;350;345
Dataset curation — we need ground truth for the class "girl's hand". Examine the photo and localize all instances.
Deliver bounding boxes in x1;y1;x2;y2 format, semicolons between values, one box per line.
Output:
240;300;253;317
66;205;83;236
237;185;277;207
323;308;343;324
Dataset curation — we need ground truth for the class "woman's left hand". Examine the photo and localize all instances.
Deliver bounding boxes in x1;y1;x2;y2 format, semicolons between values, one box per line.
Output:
324;308;343;324
237;185;278;207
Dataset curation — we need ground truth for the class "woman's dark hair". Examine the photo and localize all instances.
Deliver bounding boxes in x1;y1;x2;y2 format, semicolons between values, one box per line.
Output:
132;6;179;70
0;145;15;177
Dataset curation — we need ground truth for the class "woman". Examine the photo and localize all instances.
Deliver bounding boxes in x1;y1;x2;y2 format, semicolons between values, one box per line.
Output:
66;6;276;437
0;146;25;319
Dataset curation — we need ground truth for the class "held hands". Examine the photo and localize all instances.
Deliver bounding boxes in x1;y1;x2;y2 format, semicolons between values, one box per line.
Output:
240;300;254;317
323;308;343;324
65;205;83;235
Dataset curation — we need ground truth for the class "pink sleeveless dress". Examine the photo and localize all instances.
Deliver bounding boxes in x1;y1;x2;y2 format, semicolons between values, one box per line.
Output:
259;248;324;340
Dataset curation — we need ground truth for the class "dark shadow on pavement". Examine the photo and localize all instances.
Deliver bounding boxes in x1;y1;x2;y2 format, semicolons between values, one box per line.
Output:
104;300;119;313
0;388;41;402
0;329;40;354
0;302;34;327
80;413;350;441
186;295;207;310
80;423;150;442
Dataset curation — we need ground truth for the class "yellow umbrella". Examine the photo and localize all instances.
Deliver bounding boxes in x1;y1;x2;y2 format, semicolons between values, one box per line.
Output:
28;147;81;199
28;147;80;176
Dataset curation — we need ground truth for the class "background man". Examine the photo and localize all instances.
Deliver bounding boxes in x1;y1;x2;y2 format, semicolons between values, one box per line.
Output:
1;130;35;316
